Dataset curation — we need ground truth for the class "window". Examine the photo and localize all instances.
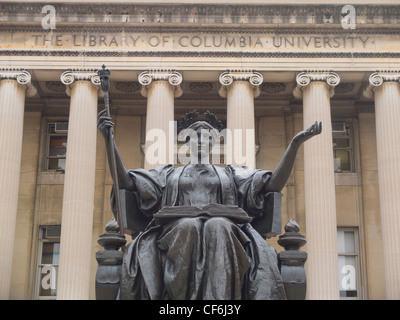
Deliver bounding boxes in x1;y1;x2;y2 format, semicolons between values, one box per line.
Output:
46;122;68;172
337;228;360;299
332;123;354;173
35;226;61;300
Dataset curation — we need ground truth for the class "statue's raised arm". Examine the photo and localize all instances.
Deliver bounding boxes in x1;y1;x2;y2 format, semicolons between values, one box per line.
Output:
263;121;322;193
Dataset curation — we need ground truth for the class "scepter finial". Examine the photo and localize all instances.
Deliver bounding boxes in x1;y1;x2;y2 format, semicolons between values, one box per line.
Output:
98;65;110;93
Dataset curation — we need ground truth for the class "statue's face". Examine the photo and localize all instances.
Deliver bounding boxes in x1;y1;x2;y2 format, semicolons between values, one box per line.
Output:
181;121;217;158
187;128;212;157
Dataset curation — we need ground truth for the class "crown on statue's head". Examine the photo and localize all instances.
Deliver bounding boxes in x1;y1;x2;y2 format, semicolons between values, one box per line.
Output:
177;109;225;133
98;65;111;93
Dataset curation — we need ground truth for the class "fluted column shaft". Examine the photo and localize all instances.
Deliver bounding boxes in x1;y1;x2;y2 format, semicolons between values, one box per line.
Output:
139;70;182;169
219;70;263;168
294;71;340;300
0;69;36;300
57;70;100;300
364;72;400;299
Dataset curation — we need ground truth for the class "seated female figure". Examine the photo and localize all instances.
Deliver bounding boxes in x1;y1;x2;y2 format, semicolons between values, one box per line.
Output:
98;111;321;300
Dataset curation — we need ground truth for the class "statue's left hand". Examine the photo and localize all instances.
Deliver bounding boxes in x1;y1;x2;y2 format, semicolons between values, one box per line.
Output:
293;121;322;145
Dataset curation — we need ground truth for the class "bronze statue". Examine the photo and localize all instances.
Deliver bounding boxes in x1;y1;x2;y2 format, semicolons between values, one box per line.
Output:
97;109;321;300
96;65;320;300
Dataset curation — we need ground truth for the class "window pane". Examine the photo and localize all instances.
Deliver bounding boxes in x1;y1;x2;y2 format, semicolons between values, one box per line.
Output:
333;137;350;149
48;158;66;171
39;265;58;297
340;289;357;298
333;149;350;172
41;242;60;264
338;256;357;297
338;231;356;254
49;136;67;157
48;123;55;134
57;159;66;170
332;124;353;173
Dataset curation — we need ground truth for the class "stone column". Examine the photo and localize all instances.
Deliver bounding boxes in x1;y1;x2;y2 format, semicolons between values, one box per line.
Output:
363;71;400;299
138;70;182;169
293;71;340;300
357;107;385;299
0;69;36;300
219;70;263;168
57;69;101;300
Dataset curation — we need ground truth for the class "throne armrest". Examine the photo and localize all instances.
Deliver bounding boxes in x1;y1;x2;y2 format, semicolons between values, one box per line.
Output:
250;192;282;238
116;189;152;236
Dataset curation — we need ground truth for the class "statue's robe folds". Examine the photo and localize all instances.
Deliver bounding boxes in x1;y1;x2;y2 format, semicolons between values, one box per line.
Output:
111;164;286;300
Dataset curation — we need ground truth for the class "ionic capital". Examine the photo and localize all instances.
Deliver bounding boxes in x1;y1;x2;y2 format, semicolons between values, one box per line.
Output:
363;71;400;100
218;70;263;98
60;69;101;97
138;69;183;98
293;70;340;99
0;68;37;97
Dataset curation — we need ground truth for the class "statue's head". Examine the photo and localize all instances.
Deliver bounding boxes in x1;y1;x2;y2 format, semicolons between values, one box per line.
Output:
181;121;219;157
177;110;224;158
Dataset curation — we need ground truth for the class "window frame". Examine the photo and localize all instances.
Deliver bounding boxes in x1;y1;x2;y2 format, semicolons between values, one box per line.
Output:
45;121;68;172
332;122;355;173
34;226;61;300
337;227;362;300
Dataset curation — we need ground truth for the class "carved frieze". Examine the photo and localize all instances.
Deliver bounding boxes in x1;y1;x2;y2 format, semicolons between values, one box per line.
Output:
45;81;66;93
334;83;355;94
188;82;213;94
261;82;286;94
1;3;399;26
114;82;140;93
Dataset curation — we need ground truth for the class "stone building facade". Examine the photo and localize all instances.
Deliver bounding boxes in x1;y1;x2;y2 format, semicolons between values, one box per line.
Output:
0;1;400;300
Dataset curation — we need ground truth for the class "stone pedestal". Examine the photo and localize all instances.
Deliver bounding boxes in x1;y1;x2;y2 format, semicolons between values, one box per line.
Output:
56;70;100;300
278;219;307;300
0;69;36;300
293;71;340;300
95;219;126;300
139;70;182;169
219;70;263;168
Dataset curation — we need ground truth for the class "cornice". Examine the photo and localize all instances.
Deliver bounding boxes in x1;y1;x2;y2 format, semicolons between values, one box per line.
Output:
0;25;399;35
0;3;399;26
1;49;399;59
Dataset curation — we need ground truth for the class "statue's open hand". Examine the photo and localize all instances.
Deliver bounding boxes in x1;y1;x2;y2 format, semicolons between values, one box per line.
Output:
293;121;322;145
98;109;114;140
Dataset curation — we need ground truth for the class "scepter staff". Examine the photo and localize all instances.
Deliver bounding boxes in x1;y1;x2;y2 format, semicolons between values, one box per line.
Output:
98;65;125;237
